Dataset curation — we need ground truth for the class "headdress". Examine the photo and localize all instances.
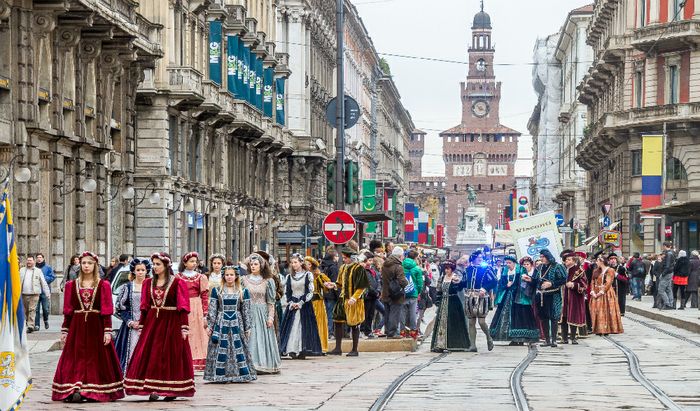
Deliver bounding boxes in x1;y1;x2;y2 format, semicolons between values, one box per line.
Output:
503;255;517;264
340;242;359;256
151;252;172;266
519;256;534;265
209;253;226;263
539;249;556;264
304;256;320;269
129;257;152;273
248;253;268;267
255;250;271;263
469;250;483;263
561;249;577;260
181;251;199;264
221;264;241;274
80;251;99;264
442;259;457;270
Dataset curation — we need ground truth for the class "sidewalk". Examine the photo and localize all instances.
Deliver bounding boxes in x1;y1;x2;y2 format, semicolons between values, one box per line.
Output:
626;296;700;333
26;315;63;353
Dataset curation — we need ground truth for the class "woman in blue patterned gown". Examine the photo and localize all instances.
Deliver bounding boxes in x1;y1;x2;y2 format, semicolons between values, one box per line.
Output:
204;265;256;383
114;258;150;374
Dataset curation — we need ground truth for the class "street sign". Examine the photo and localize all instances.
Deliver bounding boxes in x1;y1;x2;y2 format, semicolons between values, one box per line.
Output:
325;95;361;129
555;214;565;226
602;216;611;228
559;227;573;233
322;210;357;244
300;224;313;237
598;229;622;248
602;203;612;215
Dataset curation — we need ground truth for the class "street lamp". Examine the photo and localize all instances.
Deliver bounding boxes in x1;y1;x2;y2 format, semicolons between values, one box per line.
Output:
235;208;246;222
184;197;195;213
82;178;97;193
13;167;31;183
121;186;135;200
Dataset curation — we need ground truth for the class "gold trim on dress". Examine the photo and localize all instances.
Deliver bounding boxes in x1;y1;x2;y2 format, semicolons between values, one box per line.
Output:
53;385;124;394
124;377;194;384
76;280;100;322
52;380;123;388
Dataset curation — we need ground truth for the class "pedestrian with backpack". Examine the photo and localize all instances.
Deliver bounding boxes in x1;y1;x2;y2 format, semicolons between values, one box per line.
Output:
402;250;425;339
381;247;408;339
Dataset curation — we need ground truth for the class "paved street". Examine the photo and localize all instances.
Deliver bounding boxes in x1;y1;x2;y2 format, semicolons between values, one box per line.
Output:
22;305;700;411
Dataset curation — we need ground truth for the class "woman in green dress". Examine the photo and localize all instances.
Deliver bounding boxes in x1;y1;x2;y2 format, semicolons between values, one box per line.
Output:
431;260;470;352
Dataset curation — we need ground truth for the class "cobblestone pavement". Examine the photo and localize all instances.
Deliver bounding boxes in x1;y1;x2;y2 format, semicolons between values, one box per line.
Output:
21;308;700;410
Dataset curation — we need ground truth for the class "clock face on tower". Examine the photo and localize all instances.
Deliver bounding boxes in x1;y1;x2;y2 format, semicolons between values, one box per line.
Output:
472;100;489;117
476;59;486;72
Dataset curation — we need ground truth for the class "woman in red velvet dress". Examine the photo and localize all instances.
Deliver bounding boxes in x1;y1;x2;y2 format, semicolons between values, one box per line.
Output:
52;251;124;402
124;252;195;401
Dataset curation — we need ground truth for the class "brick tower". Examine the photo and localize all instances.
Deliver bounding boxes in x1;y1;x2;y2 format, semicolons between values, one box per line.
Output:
440;2;520;251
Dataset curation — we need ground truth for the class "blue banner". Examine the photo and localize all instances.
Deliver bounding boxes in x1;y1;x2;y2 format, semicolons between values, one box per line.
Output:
226;35;240;97
240;45;250;103
255;58;263;110
208;21;222;85
263;68;274;117
275;78;285;125
248;51;256;105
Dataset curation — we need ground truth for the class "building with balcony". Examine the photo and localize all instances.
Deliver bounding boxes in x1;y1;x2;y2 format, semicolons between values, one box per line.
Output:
134;0;294;262
553;5;593;248
577;0;700;254
0;0;161;274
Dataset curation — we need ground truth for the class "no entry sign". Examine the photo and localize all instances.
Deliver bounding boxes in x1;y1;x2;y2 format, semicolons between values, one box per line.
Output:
322;210;357;244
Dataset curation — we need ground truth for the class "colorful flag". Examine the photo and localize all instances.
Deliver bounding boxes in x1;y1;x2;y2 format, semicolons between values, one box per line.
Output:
642;134;664;209
412;205;420;243
0;183;32;410
404;203;415;243
362;180;377;233
208;21;222;85
436;224;444;248
418;211;429;244
383;189;395;238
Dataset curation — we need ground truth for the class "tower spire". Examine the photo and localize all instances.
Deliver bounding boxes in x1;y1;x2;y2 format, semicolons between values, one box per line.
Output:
480;0;484;12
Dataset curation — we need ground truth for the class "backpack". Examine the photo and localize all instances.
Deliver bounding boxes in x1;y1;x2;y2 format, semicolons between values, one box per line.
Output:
388;277;404;300
404;269;415;296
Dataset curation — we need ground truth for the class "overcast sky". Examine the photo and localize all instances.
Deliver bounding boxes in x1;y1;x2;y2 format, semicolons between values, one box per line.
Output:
355;0;592;177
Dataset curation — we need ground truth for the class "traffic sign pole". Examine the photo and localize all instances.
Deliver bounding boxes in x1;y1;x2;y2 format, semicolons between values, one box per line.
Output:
335;0;345;211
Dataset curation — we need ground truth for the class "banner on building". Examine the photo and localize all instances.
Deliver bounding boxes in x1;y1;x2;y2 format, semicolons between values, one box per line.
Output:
436;224;444;248
226;35;240;97
362;180;377;233
641;134;664;210
404;203;415;242
240;45;250;103
249;53;257;105
0;184;32;410
275;78;285;125
412;205;420;243
255;57;263;110
263;68;274;117
208;21;222;85
383;189;396;238
418;211;429;244
508;211;563;263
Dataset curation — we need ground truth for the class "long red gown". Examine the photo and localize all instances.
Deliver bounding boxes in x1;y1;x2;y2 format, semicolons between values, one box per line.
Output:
124;277;195;397
52;280;125;401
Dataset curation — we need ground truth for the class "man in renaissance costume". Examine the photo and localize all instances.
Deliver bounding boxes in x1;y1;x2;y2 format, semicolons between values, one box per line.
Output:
460;250;497;352
535;249;567;347
560;250;587;344
330;242;369;357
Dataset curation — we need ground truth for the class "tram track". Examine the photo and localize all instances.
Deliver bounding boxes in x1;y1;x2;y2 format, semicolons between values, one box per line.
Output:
368;352;448;411
625;314;700;347
509;344;537;411
603;335;683;411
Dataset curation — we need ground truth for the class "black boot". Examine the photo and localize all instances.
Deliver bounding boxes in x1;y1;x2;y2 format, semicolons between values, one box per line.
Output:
347;326;360;357
560;322;569;344
328;325;343;355
550;320;558;347
680;299;687;310
570;325;578;344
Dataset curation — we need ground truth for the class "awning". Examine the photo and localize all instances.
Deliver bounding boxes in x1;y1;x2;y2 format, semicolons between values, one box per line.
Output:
352;211;393;224
493;229;513;245
640;201;700;217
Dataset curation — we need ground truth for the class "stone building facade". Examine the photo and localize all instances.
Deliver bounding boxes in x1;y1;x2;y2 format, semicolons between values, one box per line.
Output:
134;0;294;263
0;0;161;272
577;0;700;254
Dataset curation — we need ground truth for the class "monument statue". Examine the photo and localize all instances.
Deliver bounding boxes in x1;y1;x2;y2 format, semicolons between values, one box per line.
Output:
467;186;477;208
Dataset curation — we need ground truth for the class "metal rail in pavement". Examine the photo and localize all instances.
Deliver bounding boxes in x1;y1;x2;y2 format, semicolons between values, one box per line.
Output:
509;344;537;411
626;314;700;348
604;335;683;411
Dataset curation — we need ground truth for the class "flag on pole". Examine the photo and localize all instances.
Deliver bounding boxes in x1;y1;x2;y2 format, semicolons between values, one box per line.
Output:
642;134;664;209
0;182;32;410
362;180;377;234
404;203;415;243
383;189;395;238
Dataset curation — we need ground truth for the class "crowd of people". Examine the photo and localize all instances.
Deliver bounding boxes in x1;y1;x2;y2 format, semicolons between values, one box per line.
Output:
19;238;697;403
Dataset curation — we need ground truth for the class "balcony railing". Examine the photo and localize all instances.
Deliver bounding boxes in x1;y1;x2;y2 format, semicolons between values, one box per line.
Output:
632;20;700;52
167;66;204;109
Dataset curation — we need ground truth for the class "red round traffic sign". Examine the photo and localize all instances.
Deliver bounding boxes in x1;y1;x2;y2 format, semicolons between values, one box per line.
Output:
322;210;357;244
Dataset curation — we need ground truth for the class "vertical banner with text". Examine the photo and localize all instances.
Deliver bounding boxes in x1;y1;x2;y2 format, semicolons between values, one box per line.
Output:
226;35;240;97
362;180;377;233
263;68;274;117
208;21;222;85
275;78;286;125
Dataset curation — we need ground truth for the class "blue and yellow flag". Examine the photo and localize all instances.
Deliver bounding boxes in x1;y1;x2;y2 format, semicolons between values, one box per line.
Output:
0;183;32;410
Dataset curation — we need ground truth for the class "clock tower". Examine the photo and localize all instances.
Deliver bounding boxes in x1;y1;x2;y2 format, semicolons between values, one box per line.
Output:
439;2;521;252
